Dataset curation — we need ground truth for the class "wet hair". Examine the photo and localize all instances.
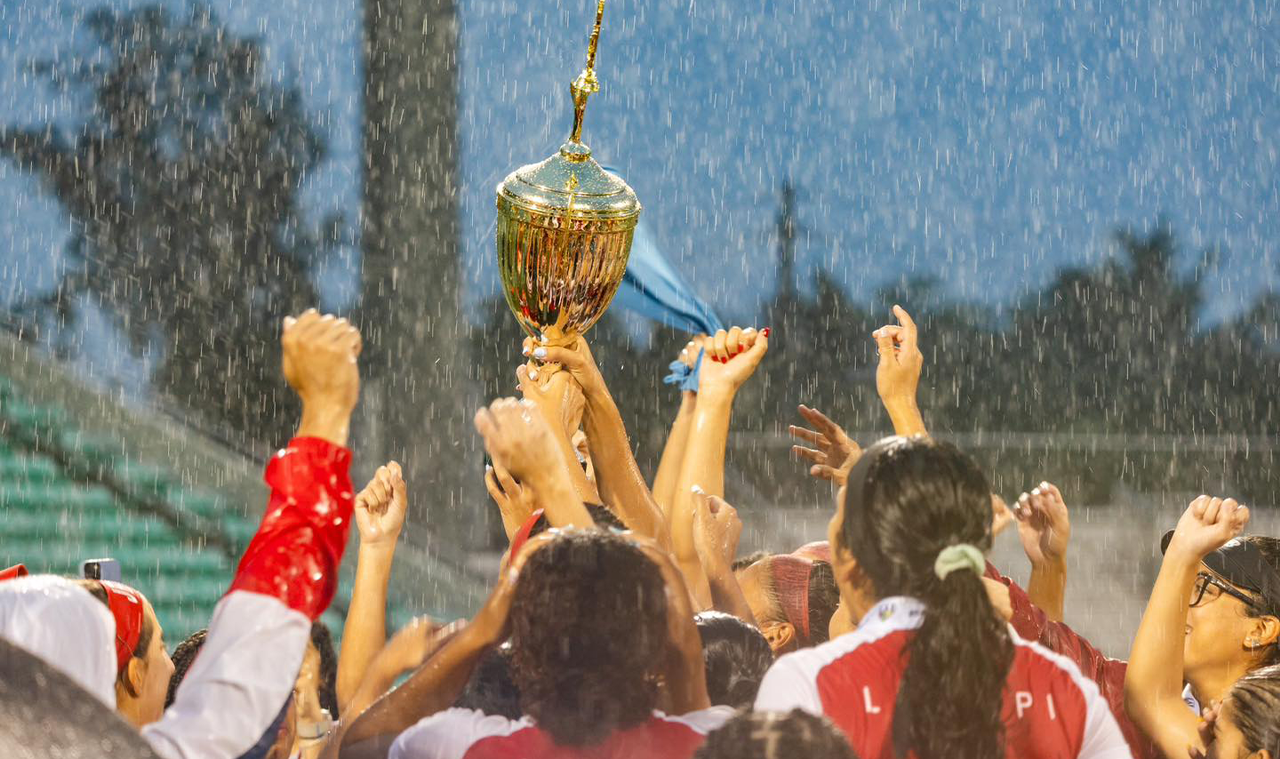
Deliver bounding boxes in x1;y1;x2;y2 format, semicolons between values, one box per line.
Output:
1242;537;1280;668
76;579;155;692
453;645;522;719
806;561;840;646
309;621;340;719
165;629;208;708
693;709;860;759
527;503;628;537
732;550;773;572
838;437;1011;759
695;612;774;708
1228;664;1280;754
508;531;668;746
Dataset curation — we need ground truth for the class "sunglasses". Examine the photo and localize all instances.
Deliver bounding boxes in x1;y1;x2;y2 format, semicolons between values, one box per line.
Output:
1190;572;1259;609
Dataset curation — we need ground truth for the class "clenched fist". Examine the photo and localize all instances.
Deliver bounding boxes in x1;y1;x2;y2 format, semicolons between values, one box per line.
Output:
282;309;362;445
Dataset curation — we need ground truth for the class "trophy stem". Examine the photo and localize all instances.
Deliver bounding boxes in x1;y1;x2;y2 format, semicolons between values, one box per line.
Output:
568;0;607;147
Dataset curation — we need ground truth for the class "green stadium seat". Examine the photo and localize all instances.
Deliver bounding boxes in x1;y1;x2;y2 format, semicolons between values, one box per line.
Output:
0;451;59;484
1;377;418;651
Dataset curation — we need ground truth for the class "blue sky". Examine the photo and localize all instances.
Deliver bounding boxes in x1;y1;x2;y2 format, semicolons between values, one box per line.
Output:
0;0;1276;391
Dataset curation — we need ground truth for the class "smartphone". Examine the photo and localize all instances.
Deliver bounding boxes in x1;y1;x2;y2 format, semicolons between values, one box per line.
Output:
82;558;122;583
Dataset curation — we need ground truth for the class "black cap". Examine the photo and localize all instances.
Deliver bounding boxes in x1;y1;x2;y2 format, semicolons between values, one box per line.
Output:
1162;530;1280;611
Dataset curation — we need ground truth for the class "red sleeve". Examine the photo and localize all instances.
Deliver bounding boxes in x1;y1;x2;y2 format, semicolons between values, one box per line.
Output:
228;437;355;620
985;562;1158;759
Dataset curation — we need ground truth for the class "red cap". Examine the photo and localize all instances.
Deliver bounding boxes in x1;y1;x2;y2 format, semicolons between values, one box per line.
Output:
99;580;146;673
0;564;29;582
510;509;546;561
769;555;814;642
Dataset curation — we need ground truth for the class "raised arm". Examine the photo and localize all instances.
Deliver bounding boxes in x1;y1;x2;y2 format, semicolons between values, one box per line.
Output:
484;460;539;544
1013;481;1071;623
517;363;600;506
789;404;862;486
691;489;758;627
873;305;927;437
334;531;549;753
653;339;703;516
336;463;409;712
145;310;361;759
477;397;595;531
533;336;671;549
633;537;713;714
1124;496;1249;759
672;327;769;608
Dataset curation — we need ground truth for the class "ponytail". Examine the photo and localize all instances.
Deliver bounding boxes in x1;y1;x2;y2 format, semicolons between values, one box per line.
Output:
840;437;1013;759
894;563;1012;758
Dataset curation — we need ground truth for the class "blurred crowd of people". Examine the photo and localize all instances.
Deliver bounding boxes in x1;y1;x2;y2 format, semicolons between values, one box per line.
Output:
2;306;1278;759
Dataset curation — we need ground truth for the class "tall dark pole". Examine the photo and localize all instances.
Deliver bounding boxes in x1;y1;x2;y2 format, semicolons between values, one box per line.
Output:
361;0;479;544
775;179;798;304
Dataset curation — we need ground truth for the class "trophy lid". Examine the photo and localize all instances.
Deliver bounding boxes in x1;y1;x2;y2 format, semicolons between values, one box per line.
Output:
497;142;640;223
496;0;639;227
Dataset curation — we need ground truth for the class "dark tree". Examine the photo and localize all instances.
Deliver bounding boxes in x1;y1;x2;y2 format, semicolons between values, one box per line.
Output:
0;4;333;447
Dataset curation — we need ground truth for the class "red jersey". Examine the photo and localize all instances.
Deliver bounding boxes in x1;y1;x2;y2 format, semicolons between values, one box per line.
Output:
389;707;734;759
754;597;1132;759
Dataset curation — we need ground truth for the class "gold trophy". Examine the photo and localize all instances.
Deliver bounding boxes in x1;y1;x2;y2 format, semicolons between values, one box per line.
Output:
495;0;641;349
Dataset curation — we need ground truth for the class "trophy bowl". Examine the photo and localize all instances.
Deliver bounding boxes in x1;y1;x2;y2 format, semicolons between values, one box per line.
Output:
495;0;641;347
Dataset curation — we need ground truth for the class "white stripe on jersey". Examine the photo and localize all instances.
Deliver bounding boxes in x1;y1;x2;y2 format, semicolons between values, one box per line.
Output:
143;590;310;759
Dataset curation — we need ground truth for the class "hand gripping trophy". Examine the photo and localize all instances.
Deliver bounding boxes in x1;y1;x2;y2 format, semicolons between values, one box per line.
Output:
495;0;641;366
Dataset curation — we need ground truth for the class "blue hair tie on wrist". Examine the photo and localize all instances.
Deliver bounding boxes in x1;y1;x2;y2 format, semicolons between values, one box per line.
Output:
664;348;704;393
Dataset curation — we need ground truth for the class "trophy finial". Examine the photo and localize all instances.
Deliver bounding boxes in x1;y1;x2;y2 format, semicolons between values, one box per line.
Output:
495;0;639;347
568;0;607;150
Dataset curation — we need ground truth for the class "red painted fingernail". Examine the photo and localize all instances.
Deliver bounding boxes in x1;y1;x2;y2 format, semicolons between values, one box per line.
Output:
762;327;772;338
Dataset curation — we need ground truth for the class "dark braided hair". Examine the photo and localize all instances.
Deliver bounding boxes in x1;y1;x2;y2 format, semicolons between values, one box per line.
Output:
838;437;1012;759
309;621;339;719
1229;664;1280;755
508;531;668;747
693;709;860;759
165;629;208;708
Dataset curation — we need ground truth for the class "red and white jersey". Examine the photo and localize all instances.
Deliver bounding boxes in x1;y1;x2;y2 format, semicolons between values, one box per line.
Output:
389;706;735;759
145;437;356;759
754;596;1132;759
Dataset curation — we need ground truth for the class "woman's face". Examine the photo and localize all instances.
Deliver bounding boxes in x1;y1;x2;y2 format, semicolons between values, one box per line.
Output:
132;600;174;725
1185;568;1258;682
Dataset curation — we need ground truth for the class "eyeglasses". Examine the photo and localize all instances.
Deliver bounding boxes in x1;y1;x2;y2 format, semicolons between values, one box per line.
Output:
1190;572;1259;609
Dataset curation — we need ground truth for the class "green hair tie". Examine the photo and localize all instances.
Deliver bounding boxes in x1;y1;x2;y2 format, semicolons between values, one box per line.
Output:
934;544;984;581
